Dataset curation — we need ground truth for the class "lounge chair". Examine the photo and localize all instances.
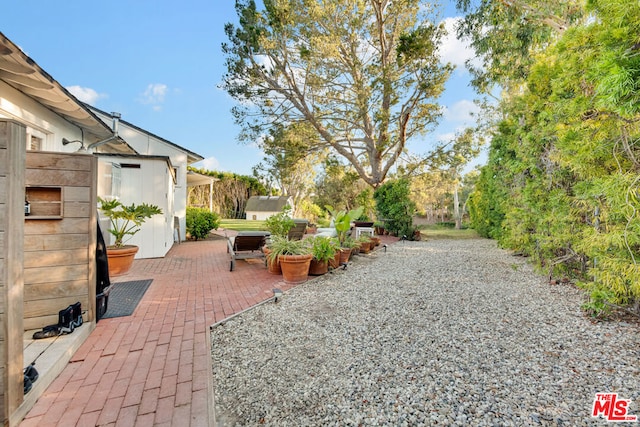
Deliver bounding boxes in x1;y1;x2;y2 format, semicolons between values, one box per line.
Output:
287;219;308;240
227;231;271;271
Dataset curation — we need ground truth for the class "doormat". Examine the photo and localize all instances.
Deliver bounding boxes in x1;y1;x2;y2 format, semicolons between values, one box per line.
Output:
102;279;153;319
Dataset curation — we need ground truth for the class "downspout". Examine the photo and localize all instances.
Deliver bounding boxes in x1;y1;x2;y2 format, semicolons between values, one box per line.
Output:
87;112;121;150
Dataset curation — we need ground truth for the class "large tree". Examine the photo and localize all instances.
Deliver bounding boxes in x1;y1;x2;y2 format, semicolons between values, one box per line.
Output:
252;123;324;216
455;0;584;93
223;0;452;187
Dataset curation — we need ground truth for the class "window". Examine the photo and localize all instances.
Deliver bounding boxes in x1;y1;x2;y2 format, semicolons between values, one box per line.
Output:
111;163;121;199
29;135;42;151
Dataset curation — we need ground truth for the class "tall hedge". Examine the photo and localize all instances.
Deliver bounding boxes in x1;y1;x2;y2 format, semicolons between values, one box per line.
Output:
469;0;640;314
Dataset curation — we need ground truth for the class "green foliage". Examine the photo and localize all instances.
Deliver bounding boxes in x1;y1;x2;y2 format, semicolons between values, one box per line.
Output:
186;207;220;241
252;123;323;217
455;0;585;93
264;205;295;238
373;179;417;239
299;199;323;224
187;166;266;218
98;197;163;248
313;158;369;214
580;283;615;319
265;235;311;262
325;205;364;245
219;219;266;231
470;0;640;313
223;0;452;187
309;236;340;262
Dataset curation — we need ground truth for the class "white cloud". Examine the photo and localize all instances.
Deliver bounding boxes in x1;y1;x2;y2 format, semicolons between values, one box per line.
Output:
443;99;480;123
436;131;457;143
66;85;106;104
439;17;479;72
193;156;220;172
139;83;168;110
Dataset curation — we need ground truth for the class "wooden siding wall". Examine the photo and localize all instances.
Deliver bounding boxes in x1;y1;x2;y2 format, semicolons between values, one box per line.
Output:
0;120;26;425
24;151;97;330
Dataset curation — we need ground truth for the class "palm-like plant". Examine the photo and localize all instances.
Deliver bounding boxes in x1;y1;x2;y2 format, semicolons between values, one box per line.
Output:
98;197;163;248
326;205;364;245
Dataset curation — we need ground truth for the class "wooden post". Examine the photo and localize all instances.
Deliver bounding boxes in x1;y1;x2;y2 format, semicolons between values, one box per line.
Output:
0;120;26;424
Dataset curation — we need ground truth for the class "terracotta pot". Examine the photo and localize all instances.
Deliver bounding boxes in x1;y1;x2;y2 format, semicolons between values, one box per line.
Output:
371;237;381;247
309;258;329;275
279;254;313;284
263;248;282;275
360;241;371;254
338;248;351;264
106;245;139;277
329;252;341;269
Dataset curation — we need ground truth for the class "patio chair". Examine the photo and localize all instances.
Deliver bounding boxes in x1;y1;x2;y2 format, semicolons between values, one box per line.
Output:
287;219;309;240
227;231;271;271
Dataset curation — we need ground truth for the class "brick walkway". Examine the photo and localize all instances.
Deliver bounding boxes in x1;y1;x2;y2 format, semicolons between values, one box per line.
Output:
19;232;398;426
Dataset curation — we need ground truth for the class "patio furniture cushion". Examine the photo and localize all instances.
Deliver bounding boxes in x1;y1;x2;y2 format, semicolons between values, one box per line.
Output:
227;231;271;271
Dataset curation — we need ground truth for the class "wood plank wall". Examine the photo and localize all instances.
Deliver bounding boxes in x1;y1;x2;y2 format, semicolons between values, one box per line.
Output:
0;120;26;425
24;151;97;330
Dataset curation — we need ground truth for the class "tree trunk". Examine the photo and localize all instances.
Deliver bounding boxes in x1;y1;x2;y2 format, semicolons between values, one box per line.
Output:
453;182;461;230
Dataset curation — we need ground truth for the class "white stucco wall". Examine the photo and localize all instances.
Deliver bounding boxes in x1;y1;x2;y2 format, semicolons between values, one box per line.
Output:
97;157;174;259
246;211;280;221
91;109;189;247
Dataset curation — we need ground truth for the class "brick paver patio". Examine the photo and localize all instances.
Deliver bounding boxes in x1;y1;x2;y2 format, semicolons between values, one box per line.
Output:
19;231;397;426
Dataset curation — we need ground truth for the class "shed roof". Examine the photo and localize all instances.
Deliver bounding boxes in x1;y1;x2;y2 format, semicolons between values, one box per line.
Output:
245;196;291;212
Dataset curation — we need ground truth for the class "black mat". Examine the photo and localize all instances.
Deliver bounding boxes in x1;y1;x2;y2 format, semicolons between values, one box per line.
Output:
102;279;153;319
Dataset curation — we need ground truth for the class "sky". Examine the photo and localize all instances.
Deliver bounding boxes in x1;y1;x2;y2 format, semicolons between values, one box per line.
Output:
0;1;481;177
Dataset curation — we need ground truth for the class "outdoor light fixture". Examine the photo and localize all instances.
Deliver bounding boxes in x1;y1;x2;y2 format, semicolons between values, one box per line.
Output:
62;137;88;153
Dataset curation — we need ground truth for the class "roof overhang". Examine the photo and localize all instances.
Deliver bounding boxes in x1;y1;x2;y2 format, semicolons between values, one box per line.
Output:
187;171;219;187
0;32;135;155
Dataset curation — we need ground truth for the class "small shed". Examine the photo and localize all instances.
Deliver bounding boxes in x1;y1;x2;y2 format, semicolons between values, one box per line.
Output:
245;196;293;221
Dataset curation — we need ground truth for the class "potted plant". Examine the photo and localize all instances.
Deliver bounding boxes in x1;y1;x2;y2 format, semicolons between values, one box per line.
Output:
263;206;296;274
266;236;312;283
339;236;358;263
308;236;339;275
326;205;363;245
357;235;373;254
98;197;163;276
264;205;295;238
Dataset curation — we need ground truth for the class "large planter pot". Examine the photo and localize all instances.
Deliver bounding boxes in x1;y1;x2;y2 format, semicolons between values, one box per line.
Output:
351;244;361;256
359;241;372;254
106;245;139;277
263;247;282;275
309;258;329;276
329;252;341;269
338;247;351;264
279;254;313;284
371;237;381;247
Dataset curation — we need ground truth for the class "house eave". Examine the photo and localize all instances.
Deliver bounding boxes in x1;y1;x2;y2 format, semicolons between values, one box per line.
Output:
0;32;115;144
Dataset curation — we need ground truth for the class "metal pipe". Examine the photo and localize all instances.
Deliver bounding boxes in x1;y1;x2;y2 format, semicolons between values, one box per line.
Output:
87;112;121;150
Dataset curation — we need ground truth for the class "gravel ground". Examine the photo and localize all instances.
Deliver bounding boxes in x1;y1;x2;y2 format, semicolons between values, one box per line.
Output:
210;238;640;426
